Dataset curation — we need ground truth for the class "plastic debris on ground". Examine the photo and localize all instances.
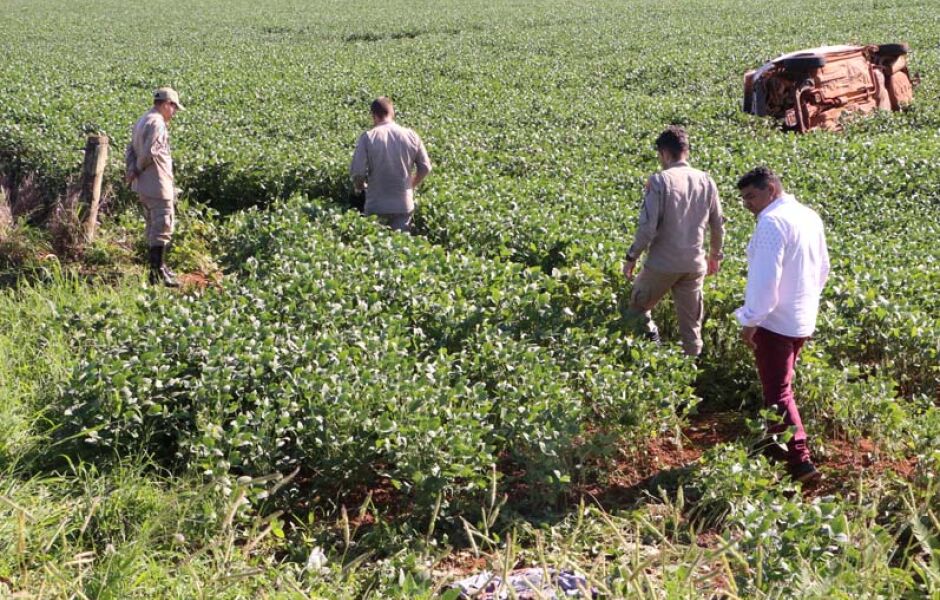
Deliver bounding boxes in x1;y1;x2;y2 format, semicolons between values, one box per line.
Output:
449;567;597;599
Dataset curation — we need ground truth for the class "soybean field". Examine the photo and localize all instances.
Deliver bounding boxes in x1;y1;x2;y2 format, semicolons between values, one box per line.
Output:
1;0;939;597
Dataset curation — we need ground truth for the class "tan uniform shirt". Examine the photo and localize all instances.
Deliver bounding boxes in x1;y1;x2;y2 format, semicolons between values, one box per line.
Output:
628;161;724;273
125;108;175;200
349;122;431;215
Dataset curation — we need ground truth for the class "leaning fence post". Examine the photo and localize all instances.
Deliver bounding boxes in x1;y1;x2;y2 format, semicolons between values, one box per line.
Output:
79;134;109;243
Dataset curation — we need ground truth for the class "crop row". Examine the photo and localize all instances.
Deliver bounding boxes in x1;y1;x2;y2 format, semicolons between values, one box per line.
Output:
53;194;940;529
4;0;938;521
55;198;697;519
3;1;937;401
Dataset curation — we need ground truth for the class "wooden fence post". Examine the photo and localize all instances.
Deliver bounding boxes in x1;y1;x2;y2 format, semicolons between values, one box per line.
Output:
79;134;109;243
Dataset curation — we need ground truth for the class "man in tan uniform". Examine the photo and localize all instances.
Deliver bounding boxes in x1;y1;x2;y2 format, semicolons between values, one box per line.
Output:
350;97;432;232
125;87;183;287
623;126;724;356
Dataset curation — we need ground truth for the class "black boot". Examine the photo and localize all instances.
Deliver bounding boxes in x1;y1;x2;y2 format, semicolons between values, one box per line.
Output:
161;243;177;278
148;246;161;285
159;243;179;286
148;245;179;288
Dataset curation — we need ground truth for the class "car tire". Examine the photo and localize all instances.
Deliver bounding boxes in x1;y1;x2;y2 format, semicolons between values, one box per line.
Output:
876;43;909;57
778;54;826;72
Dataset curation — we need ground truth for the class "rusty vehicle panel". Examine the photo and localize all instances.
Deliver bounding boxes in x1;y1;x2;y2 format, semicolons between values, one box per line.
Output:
744;44;917;132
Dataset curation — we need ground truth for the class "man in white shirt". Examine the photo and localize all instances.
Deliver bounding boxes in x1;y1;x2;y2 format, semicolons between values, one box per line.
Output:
735;166;830;484
349;97;432;233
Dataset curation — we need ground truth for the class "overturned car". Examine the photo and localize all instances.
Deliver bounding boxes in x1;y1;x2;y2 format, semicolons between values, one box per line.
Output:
744;44;917;132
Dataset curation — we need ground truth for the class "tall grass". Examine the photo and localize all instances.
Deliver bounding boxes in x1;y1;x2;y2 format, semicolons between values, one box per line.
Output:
0;274;141;467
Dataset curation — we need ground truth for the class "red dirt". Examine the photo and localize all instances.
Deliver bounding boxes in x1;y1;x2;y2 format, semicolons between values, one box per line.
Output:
576;412;748;508
809;435;919;496
177;270;222;290
292;413;919;534
331;412;919;529
431;412;922;584
578;411;919;508
283;411;921;585
435;552;491;578
651;412;918;492
823;437;917;477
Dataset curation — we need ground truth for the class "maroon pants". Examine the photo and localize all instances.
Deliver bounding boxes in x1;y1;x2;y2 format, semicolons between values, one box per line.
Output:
753;327;811;465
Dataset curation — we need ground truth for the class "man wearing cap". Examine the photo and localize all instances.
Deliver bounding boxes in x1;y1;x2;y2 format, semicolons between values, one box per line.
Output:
350;97;432;233
125;87;184;287
622;125;724;357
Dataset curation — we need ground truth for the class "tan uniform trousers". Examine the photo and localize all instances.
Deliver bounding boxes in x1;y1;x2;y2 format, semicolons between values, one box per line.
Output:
627;265;705;356
139;194;175;247
373;212;413;233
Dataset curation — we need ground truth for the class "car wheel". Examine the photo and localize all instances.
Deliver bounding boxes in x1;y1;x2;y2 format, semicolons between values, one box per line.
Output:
876;43;909;57
778;54;826;72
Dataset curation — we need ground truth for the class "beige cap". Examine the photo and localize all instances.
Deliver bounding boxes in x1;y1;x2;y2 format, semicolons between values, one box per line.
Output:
153;87;185;110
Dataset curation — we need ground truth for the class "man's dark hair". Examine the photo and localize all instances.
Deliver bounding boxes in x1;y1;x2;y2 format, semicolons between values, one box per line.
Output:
654;125;689;157
737;166;781;190
370;97;394;118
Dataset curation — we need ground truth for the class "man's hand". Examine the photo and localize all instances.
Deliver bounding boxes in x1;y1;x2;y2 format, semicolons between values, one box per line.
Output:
623;260;637;281
741;326;758;350
411;169;429;190
707;256;721;276
352;179;367;194
124;170;137;186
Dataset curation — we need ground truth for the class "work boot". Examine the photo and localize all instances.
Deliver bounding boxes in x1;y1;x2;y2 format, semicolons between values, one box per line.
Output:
789;461;821;484
161;243;177;278
147;246;161;285
148;245;179;288
622;308;660;345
